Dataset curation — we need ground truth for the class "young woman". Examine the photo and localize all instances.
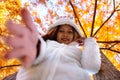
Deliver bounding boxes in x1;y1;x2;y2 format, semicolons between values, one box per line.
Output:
4;8;101;80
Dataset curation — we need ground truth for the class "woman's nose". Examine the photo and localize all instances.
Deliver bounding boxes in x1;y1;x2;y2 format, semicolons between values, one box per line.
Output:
63;32;68;37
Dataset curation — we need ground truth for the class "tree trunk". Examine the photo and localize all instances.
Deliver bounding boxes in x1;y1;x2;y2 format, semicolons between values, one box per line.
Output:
93;52;120;80
3;72;17;80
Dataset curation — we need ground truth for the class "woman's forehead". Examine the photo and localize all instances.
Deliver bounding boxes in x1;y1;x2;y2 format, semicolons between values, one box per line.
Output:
59;24;73;30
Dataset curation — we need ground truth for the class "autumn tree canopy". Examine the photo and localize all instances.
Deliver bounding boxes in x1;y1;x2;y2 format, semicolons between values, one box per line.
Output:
0;0;120;80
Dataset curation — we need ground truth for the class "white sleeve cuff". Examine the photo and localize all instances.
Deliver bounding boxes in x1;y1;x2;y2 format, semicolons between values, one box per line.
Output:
81;37;101;74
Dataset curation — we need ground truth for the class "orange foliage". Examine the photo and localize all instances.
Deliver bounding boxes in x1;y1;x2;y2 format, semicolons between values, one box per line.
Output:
57;0;63;5
0;0;120;79
35;17;42;24
38;0;46;4
24;2;30;7
0;0;21;79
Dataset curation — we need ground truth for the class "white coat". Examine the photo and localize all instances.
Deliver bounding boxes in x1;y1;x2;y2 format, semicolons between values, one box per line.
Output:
16;18;101;80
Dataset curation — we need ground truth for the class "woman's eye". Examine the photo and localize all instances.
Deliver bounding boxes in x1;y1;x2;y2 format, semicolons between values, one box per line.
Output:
68;31;73;34
59;30;64;33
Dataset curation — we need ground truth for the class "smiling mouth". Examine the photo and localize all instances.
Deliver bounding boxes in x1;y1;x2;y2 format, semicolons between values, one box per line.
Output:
61;38;69;42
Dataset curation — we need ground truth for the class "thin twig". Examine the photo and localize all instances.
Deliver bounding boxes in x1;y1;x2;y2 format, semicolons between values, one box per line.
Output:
115;2;120;11
109;43;118;49
69;0;87;38
0;28;2;36
90;0;98;37
113;0;115;9
116;54;120;60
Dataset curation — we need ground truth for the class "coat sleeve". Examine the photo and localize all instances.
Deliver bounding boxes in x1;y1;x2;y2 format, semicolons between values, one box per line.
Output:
33;35;47;65
81;37;101;74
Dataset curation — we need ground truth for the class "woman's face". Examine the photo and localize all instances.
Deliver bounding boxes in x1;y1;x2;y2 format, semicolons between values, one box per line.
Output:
56;25;74;44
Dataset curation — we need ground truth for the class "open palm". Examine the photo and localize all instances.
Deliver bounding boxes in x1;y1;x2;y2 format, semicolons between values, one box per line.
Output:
5;8;39;68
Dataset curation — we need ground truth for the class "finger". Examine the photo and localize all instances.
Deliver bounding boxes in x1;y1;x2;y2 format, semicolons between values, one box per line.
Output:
4;36;23;48
4;48;25;59
5;48;36;67
5;20;27;36
21;8;37;33
4;47;35;60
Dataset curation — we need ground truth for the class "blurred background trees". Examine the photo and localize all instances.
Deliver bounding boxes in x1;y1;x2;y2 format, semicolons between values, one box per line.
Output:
0;0;120;80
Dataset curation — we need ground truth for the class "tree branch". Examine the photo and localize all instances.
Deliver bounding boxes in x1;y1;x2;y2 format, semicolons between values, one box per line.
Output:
115;2;120;11
90;0;98;37
116;9;120;11
97;40;120;43
69;0;87;38
93;10;115;36
93;1;120;37
0;64;21;70
113;0;115;9
98;40;120;53
100;48;120;53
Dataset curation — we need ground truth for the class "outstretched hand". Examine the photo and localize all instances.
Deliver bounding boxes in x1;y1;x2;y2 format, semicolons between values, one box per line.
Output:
4;8;39;68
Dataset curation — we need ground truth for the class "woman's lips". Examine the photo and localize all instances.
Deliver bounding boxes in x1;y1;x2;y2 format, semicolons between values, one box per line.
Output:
61;38;69;42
